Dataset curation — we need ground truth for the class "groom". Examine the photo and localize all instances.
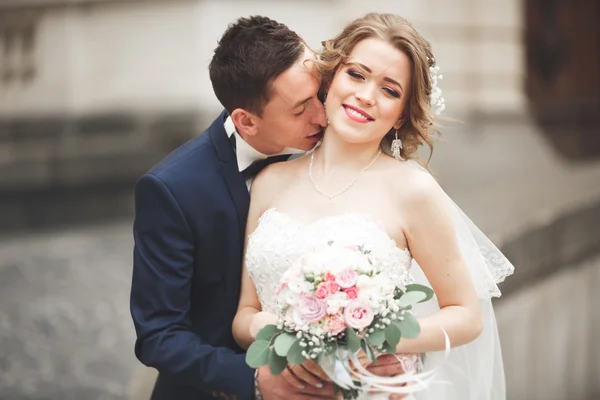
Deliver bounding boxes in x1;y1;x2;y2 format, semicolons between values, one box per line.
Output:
131;16;405;400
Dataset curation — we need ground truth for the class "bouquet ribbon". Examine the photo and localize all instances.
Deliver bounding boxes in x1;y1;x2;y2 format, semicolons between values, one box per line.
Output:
320;328;451;395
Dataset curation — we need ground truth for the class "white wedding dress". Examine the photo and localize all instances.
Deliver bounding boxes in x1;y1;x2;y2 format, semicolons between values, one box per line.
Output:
245;174;513;399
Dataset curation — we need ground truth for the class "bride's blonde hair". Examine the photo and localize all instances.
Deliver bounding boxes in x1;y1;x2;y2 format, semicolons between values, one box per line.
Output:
315;13;440;162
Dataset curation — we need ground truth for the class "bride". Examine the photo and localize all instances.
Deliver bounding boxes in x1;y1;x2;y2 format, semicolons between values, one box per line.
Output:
233;13;513;399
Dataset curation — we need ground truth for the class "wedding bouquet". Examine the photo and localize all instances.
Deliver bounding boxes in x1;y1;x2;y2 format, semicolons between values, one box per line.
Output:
246;241;435;399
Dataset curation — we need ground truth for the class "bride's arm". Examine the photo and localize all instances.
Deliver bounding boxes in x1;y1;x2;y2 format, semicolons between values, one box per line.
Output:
395;171;482;354
232;266;275;350
232;168;280;350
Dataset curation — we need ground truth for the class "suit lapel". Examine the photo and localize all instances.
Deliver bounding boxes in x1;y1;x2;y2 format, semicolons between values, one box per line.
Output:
209;111;250;243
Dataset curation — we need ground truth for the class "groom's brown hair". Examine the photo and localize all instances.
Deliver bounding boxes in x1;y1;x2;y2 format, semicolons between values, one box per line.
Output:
209;16;305;117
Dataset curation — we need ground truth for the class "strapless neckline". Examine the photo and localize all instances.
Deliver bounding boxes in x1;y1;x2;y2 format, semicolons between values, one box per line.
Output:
256;208;411;255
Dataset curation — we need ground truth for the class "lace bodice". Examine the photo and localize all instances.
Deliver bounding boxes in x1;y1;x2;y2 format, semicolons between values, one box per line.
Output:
245;208;414;314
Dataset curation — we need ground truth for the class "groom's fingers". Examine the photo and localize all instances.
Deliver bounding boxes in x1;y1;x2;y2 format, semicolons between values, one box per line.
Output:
369;384;408;400
389;394;409;400
296;394;337;400
367;355;406;377
367;362;406;377
282;367;336;398
280;365;309;390
291;394;336;400
283;364;323;389
374;354;403;366
301;360;331;382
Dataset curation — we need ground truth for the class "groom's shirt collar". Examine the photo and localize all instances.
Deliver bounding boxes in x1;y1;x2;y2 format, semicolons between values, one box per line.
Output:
224;116;266;172
224;115;304;172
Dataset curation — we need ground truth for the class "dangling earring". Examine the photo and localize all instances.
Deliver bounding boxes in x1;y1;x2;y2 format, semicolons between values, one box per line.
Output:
391;129;403;160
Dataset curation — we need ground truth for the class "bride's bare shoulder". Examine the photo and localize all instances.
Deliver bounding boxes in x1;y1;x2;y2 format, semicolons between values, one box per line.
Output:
250;154;309;194
386;158;444;202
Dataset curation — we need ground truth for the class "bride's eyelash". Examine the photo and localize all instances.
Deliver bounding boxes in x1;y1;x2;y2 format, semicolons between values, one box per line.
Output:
346;68;401;99
346;69;364;80
384;87;401;99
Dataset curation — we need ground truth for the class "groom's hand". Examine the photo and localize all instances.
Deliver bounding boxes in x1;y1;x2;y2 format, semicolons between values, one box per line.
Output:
282;360;332;389
257;365;336;400
367;354;408;400
366;353;406;376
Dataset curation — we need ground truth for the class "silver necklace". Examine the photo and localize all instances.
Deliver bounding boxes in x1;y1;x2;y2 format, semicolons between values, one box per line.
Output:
309;149;382;203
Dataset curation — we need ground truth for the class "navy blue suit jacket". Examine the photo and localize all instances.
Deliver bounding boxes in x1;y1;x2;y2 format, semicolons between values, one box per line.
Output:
131;111;254;400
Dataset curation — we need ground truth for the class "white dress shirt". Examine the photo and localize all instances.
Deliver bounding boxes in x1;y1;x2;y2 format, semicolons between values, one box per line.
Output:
224;116;304;190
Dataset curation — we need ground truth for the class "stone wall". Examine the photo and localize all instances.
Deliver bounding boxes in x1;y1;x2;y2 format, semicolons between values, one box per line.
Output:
0;110;204;231
0;0;528;230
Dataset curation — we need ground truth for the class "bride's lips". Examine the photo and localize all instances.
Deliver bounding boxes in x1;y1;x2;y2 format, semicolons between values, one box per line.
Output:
343;105;374;123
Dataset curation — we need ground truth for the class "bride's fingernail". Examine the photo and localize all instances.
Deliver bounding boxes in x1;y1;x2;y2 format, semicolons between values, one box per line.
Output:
315;382;324;389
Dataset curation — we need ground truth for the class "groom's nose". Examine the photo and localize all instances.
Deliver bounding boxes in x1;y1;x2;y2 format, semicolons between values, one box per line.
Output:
311;98;328;127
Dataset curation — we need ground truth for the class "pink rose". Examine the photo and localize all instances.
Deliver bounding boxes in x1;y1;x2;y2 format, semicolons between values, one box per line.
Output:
326;314;347;336
315;283;329;299
324;273;336;283
336;269;358;289
344;300;374;330
325;281;340;295
344;286;359;299
298;293;327;322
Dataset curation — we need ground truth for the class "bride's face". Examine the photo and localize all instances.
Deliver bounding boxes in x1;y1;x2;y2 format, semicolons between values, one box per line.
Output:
325;37;412;145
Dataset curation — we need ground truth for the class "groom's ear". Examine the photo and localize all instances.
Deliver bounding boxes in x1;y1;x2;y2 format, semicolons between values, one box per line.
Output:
231;108;259;137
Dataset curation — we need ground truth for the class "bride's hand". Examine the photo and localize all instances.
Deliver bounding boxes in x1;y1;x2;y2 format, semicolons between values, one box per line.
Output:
249;311;278;340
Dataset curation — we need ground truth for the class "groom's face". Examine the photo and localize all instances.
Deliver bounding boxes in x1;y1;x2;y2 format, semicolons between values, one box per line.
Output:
255;50;327;153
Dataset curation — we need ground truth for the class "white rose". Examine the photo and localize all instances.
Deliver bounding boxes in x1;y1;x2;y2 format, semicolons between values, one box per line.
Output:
285;292;299;307
358;289;381;310
356;275;373;290
301;253;321;275
371;274;394;294
339;248;372;271
293;308;308;328
288;278;312;294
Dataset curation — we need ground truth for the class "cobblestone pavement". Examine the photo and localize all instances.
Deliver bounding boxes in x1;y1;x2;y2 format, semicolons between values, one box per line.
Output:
3;120;600;400
0;221;137;400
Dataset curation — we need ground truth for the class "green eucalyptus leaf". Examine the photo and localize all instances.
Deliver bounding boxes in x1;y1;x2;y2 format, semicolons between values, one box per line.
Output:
398;291;427;307
345;328;361;353
274;332;297;357
361;339;376;363
397;313;420;339
287;340;307;365
406;284;435;302
317;351;326;365
368;329;386;347
326;340;338;356
384;323;402;348
256;325;279;342
269;350;288;375
246;340;271;368
383;341;397;354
